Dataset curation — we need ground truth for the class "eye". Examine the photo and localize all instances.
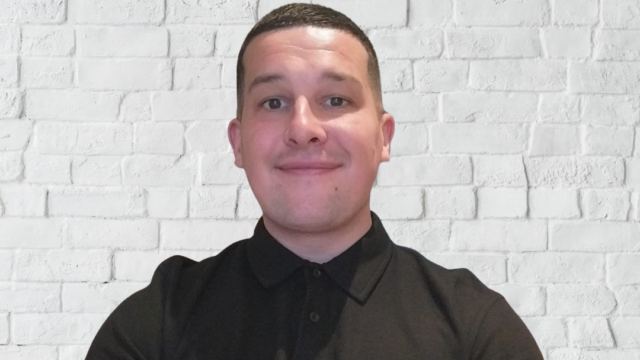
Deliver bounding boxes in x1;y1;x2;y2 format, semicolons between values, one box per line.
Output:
262;98;286;110
324;97;348;107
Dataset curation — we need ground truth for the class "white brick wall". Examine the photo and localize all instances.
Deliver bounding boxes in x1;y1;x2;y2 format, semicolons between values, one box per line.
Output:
0;0;639;358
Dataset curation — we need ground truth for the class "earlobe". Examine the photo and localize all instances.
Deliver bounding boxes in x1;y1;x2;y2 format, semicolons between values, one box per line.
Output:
228;119;244;168
380;113;395;162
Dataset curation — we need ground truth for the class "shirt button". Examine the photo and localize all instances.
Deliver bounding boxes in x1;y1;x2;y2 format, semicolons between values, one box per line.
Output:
309;312;320;323
313;268;322;278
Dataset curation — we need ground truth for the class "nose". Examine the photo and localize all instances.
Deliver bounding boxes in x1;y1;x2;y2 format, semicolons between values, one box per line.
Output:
284;97;327;148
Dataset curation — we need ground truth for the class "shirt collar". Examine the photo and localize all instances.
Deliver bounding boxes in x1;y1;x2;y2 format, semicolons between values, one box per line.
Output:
246;212;393;303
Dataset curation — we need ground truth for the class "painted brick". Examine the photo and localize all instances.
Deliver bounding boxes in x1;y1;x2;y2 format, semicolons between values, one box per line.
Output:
549;349;638;360
379;60;413;91
370;187;423;220
0;0;65;23
392;124;428;156
490;284;545;316
200;153;247;185
174;59;222;90
474;155;527;187
13;313;108;345
425;187;475;219
0;346;57;360
628;159;640;188
571;62;640;93
24;153;70;184
221;58;237;88
37;123;132;155
72;156;121;186
237;186;262;219
114;251;167;281
540;94;581;123
383;220;449;252
552;221;640;252
431;124;527;154
77;27;168;57
21;27;73;56
477;187;527;219
544;27;592;58
78;60;171;91
185;121;230;153
119;92;151;122
134;123;184;155
369;28;442;59
596;30;640;61
67;219;158;249
608;254;640;285
529;125;579;156
124;155;196;187
616;286;640;315
21;58;72;88
523;318;567;348
0;251;12;280
161;220;254;250
257;0;310;18
582;95;640;126
15;249;111;282
383;93;437;123
414;60;468;92
634;192;640;221
456;0;550;26
603;0;640;29
469;60;566;91
568;317;614;348
582;190;631;221
190;186;238;219
408;0;452;26
526;157;624;187
425;253;506;284
0;90;21;118
442;92;537;123
377;156;472;186
511;253;604;283
446;28;540;59
166;0;256;24
0;120;31;151
169;27;216;57
452;220;546;252
529;188;580;219
554;0;599;25
62;283;146;313
610;318;640;347
315;0;407;27
26;90;121;121
0;283;60;312
0;152;23;182
48;187;145;218
0;26;20;54
152;90;236;121
0;57;18;87
215;25;253;57
0;313;6;344
0;185;46;216
59;345;90;360
147;188;188;218
74;0;164;24
582;125;634;156
549;285;616;316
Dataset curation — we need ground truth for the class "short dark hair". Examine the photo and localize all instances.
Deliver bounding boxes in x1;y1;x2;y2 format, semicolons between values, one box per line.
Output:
235;3;382;118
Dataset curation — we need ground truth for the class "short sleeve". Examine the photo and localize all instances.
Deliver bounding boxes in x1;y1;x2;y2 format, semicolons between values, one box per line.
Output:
469;297;544;360
85;256;190;360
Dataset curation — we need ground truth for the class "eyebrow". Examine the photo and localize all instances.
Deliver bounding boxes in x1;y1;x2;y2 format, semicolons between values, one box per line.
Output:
248;71;363;93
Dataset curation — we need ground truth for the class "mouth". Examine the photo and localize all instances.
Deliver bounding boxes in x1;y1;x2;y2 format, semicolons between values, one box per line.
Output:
276;161;342;175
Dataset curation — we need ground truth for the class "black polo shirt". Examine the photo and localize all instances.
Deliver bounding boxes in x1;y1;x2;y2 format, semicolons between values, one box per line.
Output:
86;212;543;360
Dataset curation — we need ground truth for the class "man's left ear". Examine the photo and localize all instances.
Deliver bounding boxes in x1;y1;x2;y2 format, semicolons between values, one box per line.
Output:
228;118;244;168
380;113;395;162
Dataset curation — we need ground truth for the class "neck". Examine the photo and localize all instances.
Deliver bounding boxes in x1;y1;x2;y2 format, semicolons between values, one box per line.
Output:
262;209;373;264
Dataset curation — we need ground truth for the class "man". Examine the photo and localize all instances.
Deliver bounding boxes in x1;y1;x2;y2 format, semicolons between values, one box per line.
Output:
87;3;543;359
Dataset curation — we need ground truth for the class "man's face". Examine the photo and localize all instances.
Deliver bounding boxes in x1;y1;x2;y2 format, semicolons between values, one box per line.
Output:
228;26;394;235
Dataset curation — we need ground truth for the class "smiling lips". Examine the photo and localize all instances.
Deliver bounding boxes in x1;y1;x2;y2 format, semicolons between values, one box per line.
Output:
276;160;342;175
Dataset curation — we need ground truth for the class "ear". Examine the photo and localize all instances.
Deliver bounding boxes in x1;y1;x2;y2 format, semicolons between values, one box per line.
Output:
380;112;395;162
228;118;244;168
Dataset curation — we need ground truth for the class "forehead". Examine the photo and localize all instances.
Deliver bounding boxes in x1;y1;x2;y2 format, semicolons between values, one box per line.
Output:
242;26;369;81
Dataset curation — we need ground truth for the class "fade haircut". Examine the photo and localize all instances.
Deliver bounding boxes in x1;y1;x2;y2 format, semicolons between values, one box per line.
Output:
235;3;382;118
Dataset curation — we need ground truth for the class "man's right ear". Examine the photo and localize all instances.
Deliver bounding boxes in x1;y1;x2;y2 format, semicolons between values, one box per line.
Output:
227;118;243;168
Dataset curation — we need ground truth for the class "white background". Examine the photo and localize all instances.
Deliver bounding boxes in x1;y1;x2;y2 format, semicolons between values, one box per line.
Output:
1;0;640;358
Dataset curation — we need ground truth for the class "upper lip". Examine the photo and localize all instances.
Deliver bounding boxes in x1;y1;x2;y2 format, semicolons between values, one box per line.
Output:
276;160;342;170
